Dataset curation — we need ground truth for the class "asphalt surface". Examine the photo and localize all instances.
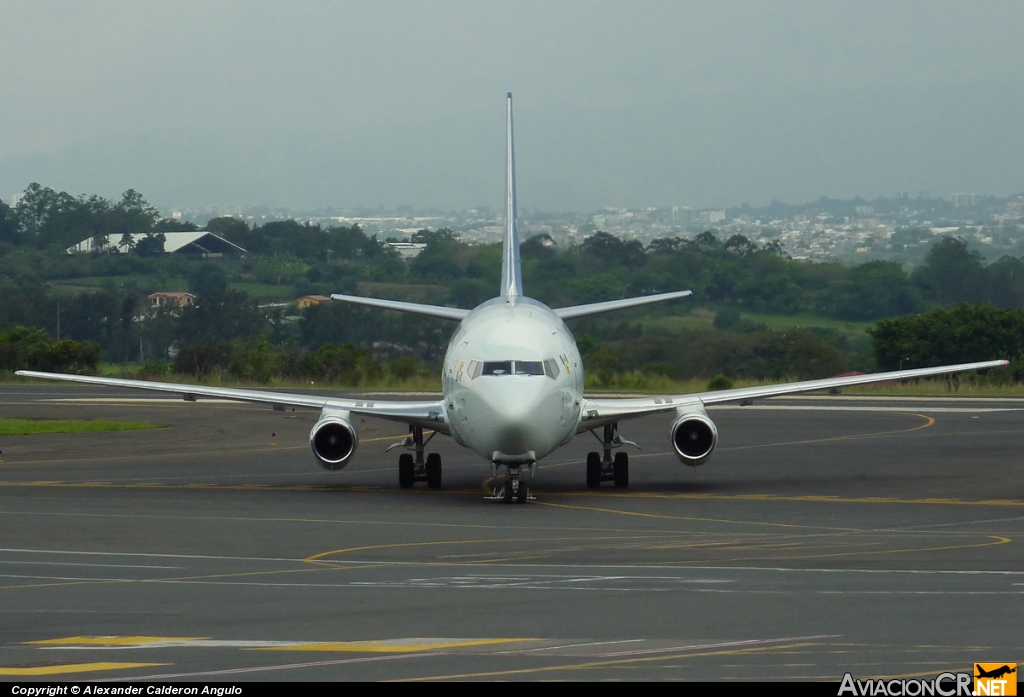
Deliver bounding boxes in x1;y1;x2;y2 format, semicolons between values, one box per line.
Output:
1;384;1022;681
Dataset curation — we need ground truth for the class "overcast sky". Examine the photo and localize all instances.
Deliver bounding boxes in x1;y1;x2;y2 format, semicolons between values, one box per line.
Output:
1;1;1022;212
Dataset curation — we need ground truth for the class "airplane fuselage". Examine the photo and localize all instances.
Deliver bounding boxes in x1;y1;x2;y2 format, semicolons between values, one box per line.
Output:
442;298;584;464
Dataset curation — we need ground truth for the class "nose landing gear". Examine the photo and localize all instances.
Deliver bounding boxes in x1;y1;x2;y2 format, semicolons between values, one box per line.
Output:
390;425;442;489
586;423;638;489
486;462;536;504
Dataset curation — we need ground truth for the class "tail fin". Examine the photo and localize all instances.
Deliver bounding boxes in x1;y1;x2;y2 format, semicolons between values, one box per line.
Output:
501;92;523;300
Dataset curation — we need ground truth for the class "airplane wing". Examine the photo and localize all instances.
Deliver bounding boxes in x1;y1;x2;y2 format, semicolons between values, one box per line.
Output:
554;290;692;320
14;371;449;433
330;293;469;321
576;359;1009;432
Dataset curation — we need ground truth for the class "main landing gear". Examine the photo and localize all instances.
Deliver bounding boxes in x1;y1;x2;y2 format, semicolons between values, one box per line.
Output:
486;462;536;504
390;426;442;489
586;423;638;489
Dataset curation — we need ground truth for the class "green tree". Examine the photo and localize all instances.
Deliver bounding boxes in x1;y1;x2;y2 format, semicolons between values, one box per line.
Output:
0;200;19;245
521;233;556;260
450;278;492;308
90;232;110;254
111;189;159;241
176;291;266;346
410;227;458;245
226;338;287;384
119;231;136;252
986;256;1024;309
188;264;228;297
830;261;923;320
582;231;646;267
646;237;686;255
298;343;376;385
134;232;166;256
724;234;758;257
389;356;417;381
0;325;99;373
870;303;1024;371
913;236;988;305
206;217;250;246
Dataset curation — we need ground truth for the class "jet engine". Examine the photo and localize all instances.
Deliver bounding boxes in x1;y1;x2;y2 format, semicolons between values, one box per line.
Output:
670;407;718;465
309;409;359;471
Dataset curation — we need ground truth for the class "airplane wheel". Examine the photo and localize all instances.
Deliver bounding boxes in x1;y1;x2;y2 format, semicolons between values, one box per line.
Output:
613;451;629;488
398;453;414;489
586;451;602;488
426;453;442;489
502;483;514;503
516;484;529;504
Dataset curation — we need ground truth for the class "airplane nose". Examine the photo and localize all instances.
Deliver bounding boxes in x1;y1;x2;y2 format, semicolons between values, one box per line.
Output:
475;379;560;458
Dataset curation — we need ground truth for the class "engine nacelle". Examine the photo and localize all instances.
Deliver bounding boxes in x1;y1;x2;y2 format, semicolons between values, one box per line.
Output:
670;407;718;465
309;409;359;471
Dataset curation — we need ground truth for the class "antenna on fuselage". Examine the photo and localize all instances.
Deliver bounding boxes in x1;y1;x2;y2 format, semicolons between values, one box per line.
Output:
501;92;523;301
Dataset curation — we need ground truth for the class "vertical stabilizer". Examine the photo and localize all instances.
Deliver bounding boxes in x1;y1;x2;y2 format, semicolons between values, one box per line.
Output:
501;92;524;300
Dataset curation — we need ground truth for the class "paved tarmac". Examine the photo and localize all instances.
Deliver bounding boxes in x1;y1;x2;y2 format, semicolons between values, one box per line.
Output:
1;384;1022;681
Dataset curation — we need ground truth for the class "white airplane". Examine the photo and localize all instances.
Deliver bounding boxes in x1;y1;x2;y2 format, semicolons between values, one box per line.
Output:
18;94;1008;503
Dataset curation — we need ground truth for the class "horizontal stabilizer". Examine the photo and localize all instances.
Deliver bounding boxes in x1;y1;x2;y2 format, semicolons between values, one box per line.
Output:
330;293;469;321
554;290;692;320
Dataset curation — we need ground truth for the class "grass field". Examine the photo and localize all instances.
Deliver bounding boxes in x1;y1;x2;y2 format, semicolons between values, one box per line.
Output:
739;310;873;334
643;306;873;341
0;417;164;436
7;369;1024;397
49;276;297;300
642;312;715;333
91;365;445;392
357;281;448;302
227;282;296;300
583;371;1023;397
50;275;189;292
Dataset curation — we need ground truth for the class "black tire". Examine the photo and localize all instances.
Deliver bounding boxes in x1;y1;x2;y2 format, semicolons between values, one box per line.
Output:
502;483;514;503
586;451;602;488
613;451;629;488
426;452;442;489
516;483;529;504
398;453;414;489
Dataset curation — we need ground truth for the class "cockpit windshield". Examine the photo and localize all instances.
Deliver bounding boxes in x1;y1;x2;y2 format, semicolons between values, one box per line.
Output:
514;361;545;376
482;361;513;376
480;360;550;377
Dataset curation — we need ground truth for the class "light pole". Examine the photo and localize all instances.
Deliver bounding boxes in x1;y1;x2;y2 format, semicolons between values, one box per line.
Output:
899;357;910;371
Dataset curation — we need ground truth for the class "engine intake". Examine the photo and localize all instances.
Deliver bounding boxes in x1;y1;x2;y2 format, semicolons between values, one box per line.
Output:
310;411;359;470
670;410;718;465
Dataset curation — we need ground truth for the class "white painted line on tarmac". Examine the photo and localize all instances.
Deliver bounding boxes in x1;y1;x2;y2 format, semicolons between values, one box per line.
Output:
41;637;527;651
774;395;1024;403
594;635;839;657
43;398;237;404
711;405;1024;413
4;549;1023;578
108;651;448;681
0;560;180;569
495;639;645;654
887;515;1024;530
0;574;138;582
483;562;1024;576
44;640;316;650
7;577;1009;595
0;547;307;563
